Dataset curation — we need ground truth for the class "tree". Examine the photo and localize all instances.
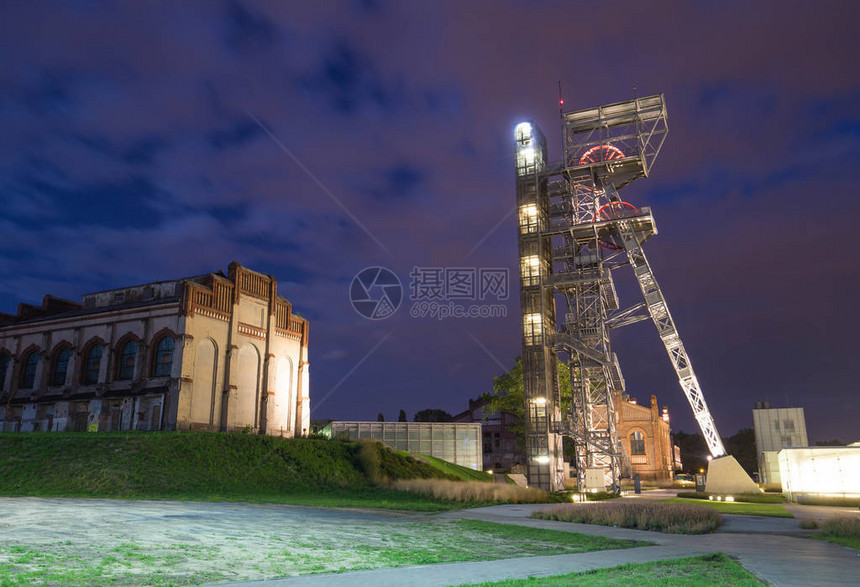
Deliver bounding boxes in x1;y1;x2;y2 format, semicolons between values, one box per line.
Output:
673;430;708;474
724;427;757;475
484;356;572;423
815;439;845;446
398;409;407;422
413;409;452;422
484;357;574;457
376;412;384;422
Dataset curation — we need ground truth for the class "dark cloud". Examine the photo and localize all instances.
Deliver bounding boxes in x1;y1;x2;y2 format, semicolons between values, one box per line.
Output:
123;136;169;165
11;175;163;229
24;72;74;115
385;164;424;193
301;38;403;114
224;1;280;53
208;119;264;150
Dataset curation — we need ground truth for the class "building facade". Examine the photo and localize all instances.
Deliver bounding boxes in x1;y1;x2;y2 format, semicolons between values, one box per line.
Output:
778;445;860;501
614;394;676;481
452;397;523;472
0;262;310;437
752;403;808;485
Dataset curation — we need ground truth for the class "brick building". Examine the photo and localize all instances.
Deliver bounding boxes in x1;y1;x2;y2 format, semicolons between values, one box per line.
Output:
452;396;523;472
454;392;676;480
0;262;309;436
615;393;675;481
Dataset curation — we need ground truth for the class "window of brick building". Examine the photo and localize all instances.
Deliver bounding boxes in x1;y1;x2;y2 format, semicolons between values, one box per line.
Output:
117;340;138;380
152;336;174;377
20;351;39;389
51;347;71;386
0;353;9;392
83;345;103;385
630;430;646;456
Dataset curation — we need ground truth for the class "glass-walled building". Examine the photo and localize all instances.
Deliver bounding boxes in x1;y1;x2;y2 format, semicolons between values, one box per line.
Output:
323;421;482;471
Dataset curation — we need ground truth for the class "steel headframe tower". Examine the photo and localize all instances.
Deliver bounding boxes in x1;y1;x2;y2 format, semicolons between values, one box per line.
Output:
515;94;726;493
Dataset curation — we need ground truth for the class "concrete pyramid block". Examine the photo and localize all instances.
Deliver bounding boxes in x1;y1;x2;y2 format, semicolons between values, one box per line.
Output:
705;455;761;495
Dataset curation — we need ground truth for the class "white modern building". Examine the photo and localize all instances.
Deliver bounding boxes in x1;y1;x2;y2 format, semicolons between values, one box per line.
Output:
779;445;860;501
0;262;310;437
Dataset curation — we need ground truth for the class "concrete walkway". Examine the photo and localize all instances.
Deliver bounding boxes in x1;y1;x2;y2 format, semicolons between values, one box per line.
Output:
220;503;860;587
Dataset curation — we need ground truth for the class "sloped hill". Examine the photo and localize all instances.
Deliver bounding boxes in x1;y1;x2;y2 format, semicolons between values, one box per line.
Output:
0;432;456;508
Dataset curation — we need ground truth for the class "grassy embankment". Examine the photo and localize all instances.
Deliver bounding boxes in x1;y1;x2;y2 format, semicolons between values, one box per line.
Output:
0;432;495;511
410;452;494;482
468;553;763;586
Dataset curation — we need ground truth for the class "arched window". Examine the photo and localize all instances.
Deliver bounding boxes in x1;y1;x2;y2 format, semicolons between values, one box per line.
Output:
0;353;10;393
152;336;175;377
630;430;646;456
20;351;39;389
52;347;71;387
116;340;138;380
83;344;103;385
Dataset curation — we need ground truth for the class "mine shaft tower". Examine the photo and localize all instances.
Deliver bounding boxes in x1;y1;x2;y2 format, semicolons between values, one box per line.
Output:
515;94;726;492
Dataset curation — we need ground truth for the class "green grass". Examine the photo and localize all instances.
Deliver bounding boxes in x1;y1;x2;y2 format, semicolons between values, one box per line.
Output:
814;535;860;549
0;432;470;510
0;520;645;585
465;553;762;586
677;491;784;504
412;453;494;482
812;516;860;550
661;498;794;518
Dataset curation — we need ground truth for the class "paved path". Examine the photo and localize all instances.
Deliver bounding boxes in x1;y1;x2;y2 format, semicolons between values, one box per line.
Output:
221;503;860;587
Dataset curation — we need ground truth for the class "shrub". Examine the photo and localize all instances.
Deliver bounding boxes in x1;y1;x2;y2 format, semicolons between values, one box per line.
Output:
796;496;860;508
798;519;819;530
820;516;860;538
676;492;710;500
390;479;548;504
586;491;620;501
533;501;722;534
355;440;383;484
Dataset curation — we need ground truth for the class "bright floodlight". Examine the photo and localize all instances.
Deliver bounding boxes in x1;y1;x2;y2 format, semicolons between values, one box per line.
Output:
515;121;533;140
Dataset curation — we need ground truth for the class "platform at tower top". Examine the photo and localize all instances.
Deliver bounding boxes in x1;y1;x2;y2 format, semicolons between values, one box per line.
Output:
547;94;669;190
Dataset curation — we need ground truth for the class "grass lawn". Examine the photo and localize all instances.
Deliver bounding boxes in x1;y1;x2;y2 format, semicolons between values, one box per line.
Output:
0;519;646;585
465;553;762;586
660;498;794;518
412;452;494;482
812;535;860;550
0;432;474;511
676;491;785;504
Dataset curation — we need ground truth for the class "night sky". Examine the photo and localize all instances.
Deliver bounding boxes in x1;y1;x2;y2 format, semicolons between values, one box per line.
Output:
1;1;857;443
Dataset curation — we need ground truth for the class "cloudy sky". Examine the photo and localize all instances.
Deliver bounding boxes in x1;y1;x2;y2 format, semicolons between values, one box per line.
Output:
1;1;857;442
